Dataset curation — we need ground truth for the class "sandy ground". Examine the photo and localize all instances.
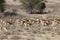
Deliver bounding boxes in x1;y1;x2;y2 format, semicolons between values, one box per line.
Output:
0;0;60;40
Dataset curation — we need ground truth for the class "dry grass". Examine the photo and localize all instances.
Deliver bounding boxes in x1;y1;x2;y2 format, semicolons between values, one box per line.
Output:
0;0;60;40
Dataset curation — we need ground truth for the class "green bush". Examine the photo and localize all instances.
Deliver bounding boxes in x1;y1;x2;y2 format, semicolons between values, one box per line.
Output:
21;0;46;14
0;0;5;12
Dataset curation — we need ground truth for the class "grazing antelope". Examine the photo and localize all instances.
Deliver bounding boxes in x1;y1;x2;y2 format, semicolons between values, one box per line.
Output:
15;18;22;26
39;19;52;26
46;19;52;25
0;19;8;27
55;18;60;24
29;19;36;24
39;19;46;26
26;19;32;26
49;19;58;26
36;19;41;24
20;19;33;27
15;19;19;23
4;18;14;25
22;19;30;27
18;18;28;27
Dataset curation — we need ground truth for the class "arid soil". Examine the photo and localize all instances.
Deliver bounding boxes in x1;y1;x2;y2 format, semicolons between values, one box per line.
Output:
0;0;60;40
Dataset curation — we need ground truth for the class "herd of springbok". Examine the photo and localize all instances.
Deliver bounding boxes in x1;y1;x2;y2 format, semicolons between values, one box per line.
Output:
0;18;60;31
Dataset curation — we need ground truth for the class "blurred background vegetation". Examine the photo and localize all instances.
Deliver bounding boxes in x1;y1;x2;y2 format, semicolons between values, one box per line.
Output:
21;0;46;14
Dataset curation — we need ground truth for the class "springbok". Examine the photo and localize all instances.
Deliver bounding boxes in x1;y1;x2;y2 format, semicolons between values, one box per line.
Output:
0;24;7;32
15;18;22;26
4;18;14;25
49;19;58;26
39;19;51;26
55;18;60;24
36;18;41;24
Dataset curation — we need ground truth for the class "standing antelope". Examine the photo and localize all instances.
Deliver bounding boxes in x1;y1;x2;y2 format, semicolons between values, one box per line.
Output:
0;24;7;32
